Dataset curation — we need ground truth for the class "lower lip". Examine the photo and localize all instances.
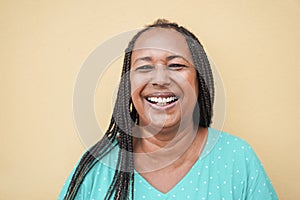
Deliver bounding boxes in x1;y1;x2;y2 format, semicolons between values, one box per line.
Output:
146;99;178;110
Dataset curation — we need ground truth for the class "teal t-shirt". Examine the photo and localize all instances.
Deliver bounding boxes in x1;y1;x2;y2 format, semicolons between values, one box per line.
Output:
59;128;278;199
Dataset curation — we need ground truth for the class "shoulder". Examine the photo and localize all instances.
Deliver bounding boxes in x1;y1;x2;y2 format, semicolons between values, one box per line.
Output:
205;128;262;164
216;129;250;148
209;128;252;150
207;128;254;153
202;129;278;199
58;144;119;200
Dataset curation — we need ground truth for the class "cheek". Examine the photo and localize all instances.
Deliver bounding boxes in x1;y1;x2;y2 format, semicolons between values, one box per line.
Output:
130;78;140;96
188;70;198;93
191;76;199;98
130;73;150;95
130;74;148;105
180;72;198;95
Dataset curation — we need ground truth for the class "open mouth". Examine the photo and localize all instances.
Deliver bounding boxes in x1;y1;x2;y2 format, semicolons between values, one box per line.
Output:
146;96;179;106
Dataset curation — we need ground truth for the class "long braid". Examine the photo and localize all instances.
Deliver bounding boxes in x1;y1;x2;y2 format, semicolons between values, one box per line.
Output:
63;19;215;200
185;36;214;126
104;49;134;199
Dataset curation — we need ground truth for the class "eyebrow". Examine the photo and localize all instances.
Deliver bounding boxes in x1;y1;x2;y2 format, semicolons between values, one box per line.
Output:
132;56;152;65
166;55;190;63
132;55;190;65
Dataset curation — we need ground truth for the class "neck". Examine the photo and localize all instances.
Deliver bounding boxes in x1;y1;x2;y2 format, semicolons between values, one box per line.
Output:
133;124;208;173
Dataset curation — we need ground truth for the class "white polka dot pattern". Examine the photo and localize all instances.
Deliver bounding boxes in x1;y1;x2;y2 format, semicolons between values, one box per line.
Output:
58;128;278;200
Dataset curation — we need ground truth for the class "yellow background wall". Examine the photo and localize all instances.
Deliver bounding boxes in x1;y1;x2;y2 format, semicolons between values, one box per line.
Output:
1;0;299;199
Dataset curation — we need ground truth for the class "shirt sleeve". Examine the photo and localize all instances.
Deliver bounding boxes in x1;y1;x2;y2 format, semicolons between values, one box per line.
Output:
59;164;92;200
58;164;77;200
244;146;278;200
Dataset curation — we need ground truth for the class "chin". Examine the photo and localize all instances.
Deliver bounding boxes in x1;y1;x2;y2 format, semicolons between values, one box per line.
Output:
140;116;180;131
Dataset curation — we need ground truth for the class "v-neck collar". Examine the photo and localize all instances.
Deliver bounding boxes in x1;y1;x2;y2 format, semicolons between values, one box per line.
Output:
133;128;221;197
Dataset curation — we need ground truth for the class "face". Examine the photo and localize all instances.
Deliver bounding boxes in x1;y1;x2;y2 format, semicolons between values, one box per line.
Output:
130;28;199;132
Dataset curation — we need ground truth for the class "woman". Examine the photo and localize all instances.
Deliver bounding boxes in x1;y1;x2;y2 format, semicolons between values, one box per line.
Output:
59;19;277;200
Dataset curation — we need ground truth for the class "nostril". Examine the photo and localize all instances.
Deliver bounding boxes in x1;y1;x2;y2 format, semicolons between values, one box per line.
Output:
151;80;171;86
150;70;171;86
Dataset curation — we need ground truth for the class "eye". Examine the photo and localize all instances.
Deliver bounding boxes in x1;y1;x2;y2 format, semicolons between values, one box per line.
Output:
168;63;187;70
135;65;154;72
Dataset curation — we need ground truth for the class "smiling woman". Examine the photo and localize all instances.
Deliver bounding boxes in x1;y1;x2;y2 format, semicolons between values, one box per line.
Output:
59;19;278;200
130;28;199;132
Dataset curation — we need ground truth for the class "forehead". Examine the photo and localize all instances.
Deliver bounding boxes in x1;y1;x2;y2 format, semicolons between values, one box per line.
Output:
132;28;193;62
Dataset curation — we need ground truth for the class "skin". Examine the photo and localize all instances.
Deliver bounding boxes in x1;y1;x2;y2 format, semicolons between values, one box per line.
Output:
130;28;208;193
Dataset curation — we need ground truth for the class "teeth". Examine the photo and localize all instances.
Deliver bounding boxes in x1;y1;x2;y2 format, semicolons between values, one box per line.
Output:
146;96;178;105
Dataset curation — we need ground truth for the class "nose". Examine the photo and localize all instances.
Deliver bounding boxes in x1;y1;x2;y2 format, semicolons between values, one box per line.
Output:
150;65;171;86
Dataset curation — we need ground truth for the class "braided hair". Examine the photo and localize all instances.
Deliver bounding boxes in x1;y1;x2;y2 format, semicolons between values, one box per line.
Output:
63;19;214;200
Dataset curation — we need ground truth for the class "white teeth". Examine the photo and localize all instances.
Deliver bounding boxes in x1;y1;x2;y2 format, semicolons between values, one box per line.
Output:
146;96;178;105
